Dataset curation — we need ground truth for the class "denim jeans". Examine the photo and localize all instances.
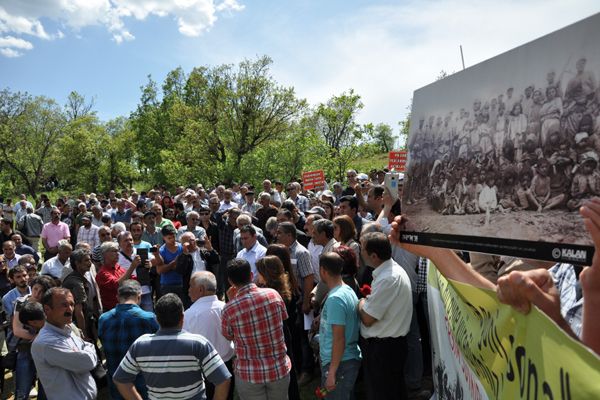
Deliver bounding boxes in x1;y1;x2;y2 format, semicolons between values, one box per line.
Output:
15;350;36;400
320;359;361;400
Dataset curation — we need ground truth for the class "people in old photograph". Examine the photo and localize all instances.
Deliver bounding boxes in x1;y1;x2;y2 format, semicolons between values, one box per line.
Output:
405;57;600;225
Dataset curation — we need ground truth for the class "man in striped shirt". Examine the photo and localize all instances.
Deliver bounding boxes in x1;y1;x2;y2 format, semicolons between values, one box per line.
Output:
113;293;231;400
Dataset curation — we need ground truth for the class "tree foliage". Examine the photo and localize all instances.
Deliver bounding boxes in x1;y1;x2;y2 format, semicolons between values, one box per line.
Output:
0;56;409;196
0;90;66;199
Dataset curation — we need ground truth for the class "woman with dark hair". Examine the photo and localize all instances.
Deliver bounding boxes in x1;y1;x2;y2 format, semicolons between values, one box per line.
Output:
256;256;292;306
334;245;361;298
333;215;361;260
256;255;300;400
319;201;335;221
265;244;299;296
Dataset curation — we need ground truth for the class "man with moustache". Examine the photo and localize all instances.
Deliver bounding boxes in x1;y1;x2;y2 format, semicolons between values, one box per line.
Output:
31;287;98;399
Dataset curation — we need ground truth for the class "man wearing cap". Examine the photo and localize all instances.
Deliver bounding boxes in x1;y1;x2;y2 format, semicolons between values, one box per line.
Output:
77;212;100;248
241;191;260;216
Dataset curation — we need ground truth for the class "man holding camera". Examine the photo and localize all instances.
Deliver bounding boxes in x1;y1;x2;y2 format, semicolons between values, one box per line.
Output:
176;231;220;308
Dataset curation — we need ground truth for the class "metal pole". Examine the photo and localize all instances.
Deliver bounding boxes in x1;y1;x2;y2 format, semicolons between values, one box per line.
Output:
460;45;466;70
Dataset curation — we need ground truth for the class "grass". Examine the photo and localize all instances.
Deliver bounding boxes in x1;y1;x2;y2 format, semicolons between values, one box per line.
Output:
350;152;390;173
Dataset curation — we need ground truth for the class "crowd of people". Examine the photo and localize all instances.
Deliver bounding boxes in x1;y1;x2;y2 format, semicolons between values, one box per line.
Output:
0;168;597;400
406;57;600;216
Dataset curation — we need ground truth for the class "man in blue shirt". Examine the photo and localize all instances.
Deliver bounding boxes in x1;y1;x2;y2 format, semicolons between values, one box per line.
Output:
98;280;159;400
2;265;30;318
113;293;231;400
157;225;184;300
318;252;362;399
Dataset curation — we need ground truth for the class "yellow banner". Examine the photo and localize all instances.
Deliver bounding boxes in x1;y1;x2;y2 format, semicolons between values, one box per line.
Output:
429;263;600;399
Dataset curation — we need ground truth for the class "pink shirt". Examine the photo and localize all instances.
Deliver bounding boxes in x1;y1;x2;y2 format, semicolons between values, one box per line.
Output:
40;221;70;247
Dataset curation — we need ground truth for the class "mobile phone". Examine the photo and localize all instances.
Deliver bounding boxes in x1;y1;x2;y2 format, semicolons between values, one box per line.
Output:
384;172;400;200
196;239;206;246
149;247;158;253
137;248;149;264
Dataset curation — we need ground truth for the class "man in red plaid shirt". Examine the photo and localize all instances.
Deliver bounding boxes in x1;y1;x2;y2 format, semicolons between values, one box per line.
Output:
221;258;291;399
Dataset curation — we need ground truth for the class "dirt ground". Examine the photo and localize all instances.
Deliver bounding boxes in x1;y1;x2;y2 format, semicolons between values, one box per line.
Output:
405;198;592;246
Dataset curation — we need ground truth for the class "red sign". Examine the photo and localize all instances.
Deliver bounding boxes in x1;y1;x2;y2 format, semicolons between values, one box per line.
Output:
388;150;407;171
302;170;326;191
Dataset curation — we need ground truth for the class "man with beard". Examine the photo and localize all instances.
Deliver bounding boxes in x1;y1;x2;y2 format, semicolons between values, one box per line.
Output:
2;264;30;318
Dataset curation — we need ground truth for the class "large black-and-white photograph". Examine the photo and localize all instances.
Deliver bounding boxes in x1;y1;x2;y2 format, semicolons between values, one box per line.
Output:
402;13;600;264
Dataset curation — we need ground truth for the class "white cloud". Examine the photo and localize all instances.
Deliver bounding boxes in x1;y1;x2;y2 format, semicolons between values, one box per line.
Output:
0;0;244;57
0;35;33;50
274;0;600;133
0;47;23;57
0;34;33;58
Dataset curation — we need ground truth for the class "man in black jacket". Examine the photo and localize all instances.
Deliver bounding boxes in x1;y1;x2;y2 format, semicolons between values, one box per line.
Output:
176;232;220;307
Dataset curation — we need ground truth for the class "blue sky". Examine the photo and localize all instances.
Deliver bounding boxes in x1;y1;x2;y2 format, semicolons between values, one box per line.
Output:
1;0;599;133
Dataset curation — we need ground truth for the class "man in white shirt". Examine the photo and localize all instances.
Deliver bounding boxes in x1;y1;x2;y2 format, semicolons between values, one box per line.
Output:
183;271;234;399
357;231;412;400
41;240;72;279
236;225;266;279
218;190;238;213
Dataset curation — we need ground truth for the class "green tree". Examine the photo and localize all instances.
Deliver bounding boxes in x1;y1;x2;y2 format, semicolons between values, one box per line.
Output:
367;122;396;152
313;89;365;181
0;89;66;199
102;117;141;190
133;56;306;184
65;91;95;121
53;115;108;192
